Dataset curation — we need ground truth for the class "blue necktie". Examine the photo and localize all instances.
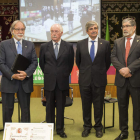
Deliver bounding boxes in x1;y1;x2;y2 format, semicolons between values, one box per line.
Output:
54;43;58;59
90;41;95;62
16;41;22;54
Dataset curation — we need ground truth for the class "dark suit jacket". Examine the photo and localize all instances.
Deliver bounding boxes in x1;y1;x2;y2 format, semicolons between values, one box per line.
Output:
76;38;111;87
39;40;74;91
0;38;38;93
111;35;140;87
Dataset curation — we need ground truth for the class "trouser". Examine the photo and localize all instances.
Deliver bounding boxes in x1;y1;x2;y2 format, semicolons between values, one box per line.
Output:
2;82;31;127
45;83;67;133
80;85;105;131
117;79;140;136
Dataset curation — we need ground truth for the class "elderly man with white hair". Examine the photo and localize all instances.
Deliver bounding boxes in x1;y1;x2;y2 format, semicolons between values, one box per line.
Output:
39;24;74;138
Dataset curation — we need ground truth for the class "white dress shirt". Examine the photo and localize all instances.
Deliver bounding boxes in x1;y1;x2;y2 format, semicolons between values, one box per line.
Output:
125;33;135;48
13;37;22;49
88;36;98;57
52;40;61;52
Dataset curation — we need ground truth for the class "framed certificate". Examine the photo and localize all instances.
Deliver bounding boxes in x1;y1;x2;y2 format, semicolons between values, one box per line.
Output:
3;123;53;140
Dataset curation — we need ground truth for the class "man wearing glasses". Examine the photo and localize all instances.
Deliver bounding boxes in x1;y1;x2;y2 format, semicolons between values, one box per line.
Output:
111;18;140;140
39;24;74;138
76;21;111;138
0;20;38;127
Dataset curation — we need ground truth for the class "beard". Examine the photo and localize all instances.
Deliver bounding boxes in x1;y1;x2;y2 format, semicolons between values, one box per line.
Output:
12;33;24;40
123;30;133;37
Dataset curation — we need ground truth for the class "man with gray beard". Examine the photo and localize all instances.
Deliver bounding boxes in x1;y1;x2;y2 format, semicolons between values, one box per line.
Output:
111;18;140;140
39;24;74;138
76;21;111;138
0;20;38;127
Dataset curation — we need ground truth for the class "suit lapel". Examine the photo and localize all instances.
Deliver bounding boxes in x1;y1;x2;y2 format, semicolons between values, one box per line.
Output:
84;38;92;63
9;38;17;56
128;35;140;57
119;37;125;61
22;39;27;57
9;39;29;57
57;40;65;59
95;38;102;60
91;38;102;63
48;41;56;59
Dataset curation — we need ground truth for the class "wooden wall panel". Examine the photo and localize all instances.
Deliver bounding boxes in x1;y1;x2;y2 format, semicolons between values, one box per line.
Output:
105;85;117;97
34;43;42;58
0;85;117;98
31;85;43;98
2;0;132;98
29;84;117;98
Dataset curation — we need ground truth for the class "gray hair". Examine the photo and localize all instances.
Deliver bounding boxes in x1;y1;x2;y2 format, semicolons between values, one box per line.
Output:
50;24;63;32
10;20;26;33
85;21;98;32
122;18;136;26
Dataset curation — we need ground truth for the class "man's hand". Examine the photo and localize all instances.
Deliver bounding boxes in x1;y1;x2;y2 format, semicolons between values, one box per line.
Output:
119;67;132;78
125;73;132;78
12;70;27;81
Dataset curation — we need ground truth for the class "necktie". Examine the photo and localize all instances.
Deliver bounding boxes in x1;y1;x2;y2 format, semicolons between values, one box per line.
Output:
90;41;95;62
16;41;22;54
125;38;131;66
54;43;58;59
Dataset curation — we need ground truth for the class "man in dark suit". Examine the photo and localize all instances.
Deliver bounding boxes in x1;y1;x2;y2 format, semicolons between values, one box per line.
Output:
39;24;74;138
111;18;140;140
0;20;38;127
76;21;111;138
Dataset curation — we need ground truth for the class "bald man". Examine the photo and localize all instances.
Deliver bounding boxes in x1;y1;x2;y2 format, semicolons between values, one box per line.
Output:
39;24;74;138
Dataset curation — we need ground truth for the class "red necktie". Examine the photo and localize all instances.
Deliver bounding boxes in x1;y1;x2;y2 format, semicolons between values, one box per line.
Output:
125;38;131;66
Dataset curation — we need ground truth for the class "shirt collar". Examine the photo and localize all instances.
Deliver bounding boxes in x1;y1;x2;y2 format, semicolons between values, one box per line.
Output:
125;33;135;40
52;39;61;45
88;36;98;42
13;37;22;45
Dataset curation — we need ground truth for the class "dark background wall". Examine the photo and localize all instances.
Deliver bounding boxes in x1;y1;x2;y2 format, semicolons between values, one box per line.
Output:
0;0;140;97
0;0;140;55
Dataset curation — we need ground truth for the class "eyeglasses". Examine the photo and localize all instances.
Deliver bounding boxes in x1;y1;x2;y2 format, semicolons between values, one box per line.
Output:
121;25;133;29
13;28;25;32
50;30;60;34
89;27;98;30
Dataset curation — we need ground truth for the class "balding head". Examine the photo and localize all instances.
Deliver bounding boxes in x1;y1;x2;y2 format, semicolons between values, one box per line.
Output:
50;24;63;42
